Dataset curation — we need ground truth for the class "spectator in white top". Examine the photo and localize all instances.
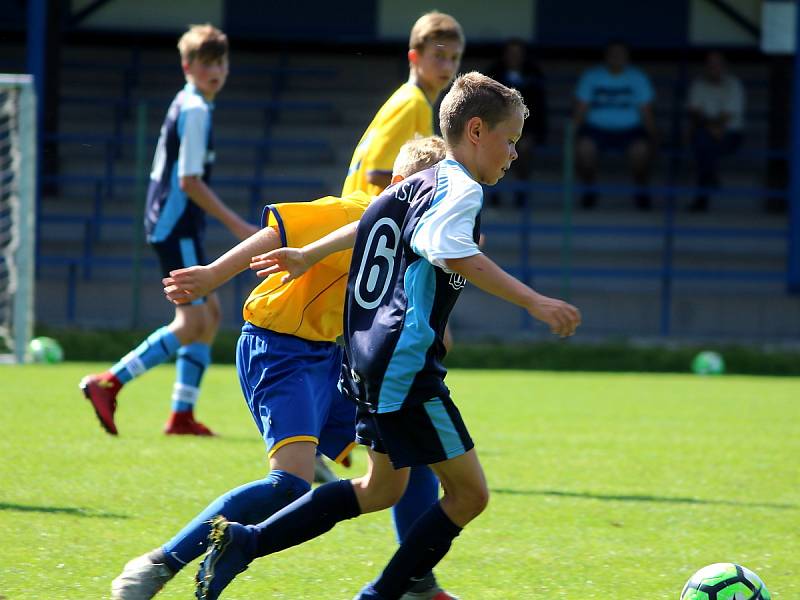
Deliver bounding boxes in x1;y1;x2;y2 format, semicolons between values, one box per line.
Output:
686;50;745;212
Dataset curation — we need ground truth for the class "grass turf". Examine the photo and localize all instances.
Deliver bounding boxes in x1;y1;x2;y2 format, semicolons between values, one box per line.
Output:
1;363;797;599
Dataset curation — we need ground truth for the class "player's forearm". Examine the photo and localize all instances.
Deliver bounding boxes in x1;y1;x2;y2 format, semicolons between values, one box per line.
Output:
302;221;358;266
444;253;540;309
208;227;282;285
181;176;248;232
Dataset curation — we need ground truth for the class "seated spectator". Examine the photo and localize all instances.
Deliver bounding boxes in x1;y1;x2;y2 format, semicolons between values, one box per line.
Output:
573;41;659;210
686;50;745;212
487;38;548;208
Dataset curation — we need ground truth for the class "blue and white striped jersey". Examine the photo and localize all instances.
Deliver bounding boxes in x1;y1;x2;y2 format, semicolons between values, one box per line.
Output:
145;83;215;242
342;158;482;414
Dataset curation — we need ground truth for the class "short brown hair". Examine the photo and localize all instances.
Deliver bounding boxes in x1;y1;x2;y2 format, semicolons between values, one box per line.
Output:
439;71;528;145
178;24;228;64
392;136;447;178
409;11;465;52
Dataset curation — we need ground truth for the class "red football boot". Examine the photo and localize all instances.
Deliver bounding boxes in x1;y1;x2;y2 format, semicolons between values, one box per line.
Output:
79;372;121;435
163;411;216;436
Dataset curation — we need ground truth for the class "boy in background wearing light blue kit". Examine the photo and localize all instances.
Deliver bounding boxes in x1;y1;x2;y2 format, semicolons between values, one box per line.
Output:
80;24;257;436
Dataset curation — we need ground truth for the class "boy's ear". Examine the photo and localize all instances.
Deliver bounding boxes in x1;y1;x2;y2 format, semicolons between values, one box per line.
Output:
391;174;405;184
181;60;191;75
466;117;483;145
408;49;418;65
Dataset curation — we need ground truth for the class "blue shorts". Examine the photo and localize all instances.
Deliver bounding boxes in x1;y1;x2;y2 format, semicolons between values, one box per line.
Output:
151;234;207;304
236;322;356;463
355;396;474;469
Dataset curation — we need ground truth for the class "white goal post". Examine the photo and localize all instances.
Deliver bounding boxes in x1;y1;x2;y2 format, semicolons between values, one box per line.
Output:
0;74;36;363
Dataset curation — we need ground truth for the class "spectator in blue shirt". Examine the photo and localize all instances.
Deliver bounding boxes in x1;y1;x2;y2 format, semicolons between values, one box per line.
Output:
573;41;659;210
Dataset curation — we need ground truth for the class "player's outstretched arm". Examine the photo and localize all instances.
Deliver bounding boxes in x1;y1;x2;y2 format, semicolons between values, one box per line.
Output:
250;221;359;282
181;175;258;241
444;253;581;338
163;226;282;304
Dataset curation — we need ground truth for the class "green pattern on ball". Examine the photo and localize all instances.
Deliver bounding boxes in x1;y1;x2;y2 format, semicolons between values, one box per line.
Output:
681;563;771;600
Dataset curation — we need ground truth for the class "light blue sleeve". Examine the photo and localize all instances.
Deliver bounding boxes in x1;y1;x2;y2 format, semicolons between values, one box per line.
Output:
177;105;208;178
410;180;482;271
576;69;597;103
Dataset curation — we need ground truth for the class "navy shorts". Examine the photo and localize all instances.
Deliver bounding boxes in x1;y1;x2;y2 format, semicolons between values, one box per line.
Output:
151;234;207;278
237;323;356;463
578;125;650;153
151;234;208;305
355;396;474;469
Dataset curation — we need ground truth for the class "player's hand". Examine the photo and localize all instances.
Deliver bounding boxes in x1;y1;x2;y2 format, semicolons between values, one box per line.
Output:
163;266;216;304
527;295;581;338
250;247;310;283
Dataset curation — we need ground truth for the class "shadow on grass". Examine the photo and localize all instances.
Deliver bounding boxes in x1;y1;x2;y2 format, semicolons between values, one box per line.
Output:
491;488;798;510
0;501;130;518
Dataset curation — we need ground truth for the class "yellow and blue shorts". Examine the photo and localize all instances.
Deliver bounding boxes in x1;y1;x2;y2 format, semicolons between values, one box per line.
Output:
236;322;356;463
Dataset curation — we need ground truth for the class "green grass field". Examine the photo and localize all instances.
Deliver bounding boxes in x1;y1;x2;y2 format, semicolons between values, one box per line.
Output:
1;363;798;599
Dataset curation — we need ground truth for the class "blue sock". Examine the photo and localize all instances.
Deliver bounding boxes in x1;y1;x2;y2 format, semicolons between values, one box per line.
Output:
110;326;181;384
391;465;440;590
161;470;309;571
171;343;211;412
392;466;439;542
254;479;361;557
372;502;461;599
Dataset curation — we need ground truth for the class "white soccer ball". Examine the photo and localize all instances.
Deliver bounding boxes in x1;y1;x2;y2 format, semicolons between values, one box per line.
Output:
28;336;64;364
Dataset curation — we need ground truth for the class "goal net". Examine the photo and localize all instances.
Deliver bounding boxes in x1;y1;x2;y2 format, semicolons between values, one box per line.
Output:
0;75;36;363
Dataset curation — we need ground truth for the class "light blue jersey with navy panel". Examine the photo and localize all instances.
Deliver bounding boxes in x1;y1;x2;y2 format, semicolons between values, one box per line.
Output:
342;158;482;415
145;82;215;243
576;66;654;131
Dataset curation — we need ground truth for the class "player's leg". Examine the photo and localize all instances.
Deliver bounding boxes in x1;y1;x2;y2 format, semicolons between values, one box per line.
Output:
195;448;406;599
163;293;220;435
194;402;408;600
80;235;198;435
356;396;478;600
111;442;315;600
112;329;339;598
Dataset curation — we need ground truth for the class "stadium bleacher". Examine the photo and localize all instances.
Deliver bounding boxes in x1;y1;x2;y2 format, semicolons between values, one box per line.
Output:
16;42;799;340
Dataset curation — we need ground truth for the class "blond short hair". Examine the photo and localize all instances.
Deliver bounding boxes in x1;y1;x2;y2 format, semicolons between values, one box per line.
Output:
392;136;447;178
178;24;228;64
409;11;465;52
439;72;528;146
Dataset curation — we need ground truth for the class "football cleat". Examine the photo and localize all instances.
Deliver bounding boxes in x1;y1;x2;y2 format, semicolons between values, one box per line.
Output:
195;516;255;599
79;372;121;435
111;549;175;599
164;412;216;436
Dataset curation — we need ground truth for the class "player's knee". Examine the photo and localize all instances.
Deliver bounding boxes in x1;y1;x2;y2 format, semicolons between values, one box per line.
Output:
449;481;489;521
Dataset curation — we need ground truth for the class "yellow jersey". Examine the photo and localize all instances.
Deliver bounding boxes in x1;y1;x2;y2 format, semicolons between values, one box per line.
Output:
243;191;371;342
341;83;433;197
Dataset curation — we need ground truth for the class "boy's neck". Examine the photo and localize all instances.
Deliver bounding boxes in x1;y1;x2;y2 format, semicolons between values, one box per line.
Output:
186;78;216;102
407;72;440;105
445;150;477;181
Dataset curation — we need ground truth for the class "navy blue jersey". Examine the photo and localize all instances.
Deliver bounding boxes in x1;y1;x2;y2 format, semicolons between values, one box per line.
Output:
145;83;215;242
343;158;483;414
